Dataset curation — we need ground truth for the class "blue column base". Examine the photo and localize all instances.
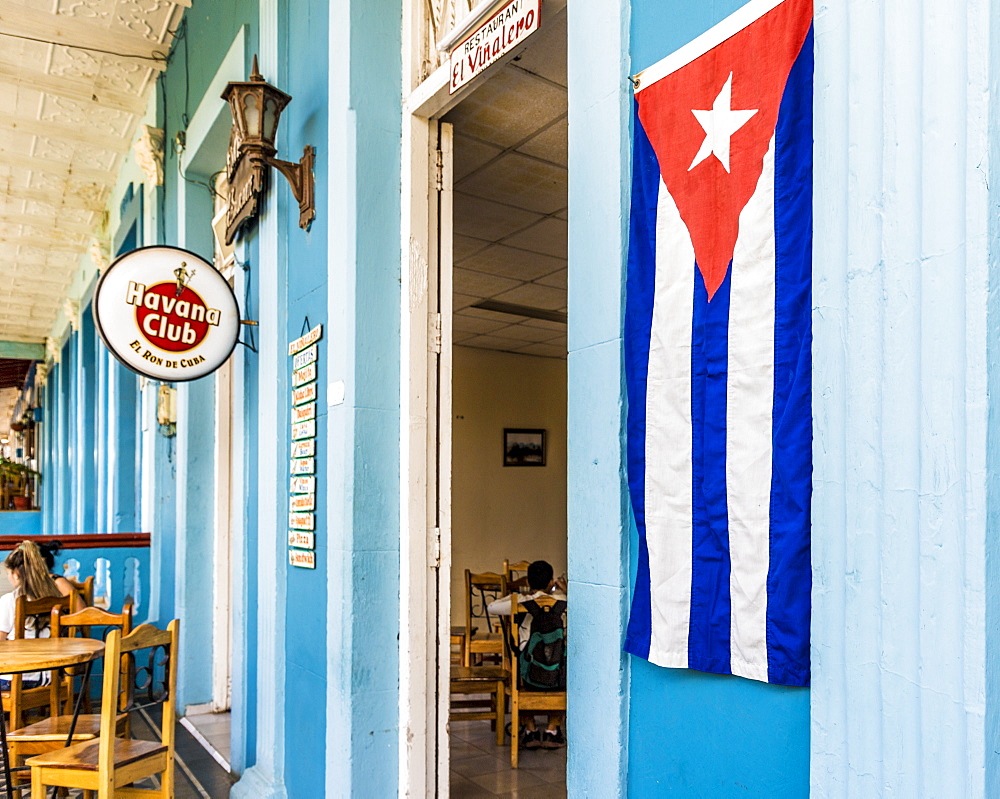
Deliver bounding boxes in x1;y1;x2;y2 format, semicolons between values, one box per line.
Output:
230;766;286;799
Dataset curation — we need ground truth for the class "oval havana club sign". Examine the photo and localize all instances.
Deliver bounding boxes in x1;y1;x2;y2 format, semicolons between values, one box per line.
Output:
94;246;240;381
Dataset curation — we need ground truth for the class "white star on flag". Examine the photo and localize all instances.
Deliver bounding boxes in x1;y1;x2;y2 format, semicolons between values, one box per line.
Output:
687;73;758;173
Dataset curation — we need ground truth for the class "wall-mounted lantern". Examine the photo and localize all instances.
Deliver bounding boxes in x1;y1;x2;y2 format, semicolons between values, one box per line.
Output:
221;56;316;244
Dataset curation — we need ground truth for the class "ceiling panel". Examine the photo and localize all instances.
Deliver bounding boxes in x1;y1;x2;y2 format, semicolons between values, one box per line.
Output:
502;217;567;259
444;7;568;359
457;151;567;215
452;192;544;242
457;243;564;283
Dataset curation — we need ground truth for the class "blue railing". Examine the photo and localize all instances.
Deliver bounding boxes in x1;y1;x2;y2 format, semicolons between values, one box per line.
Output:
0;533;150;616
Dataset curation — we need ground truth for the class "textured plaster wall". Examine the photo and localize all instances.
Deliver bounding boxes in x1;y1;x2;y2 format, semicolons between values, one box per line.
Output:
812;0;991;795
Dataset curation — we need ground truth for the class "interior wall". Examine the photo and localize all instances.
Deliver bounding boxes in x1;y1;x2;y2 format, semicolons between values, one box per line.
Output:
451;346;567;625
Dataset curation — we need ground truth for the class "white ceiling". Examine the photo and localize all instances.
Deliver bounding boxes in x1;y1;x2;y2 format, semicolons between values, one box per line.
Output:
444;8;567;360
0;0;188;345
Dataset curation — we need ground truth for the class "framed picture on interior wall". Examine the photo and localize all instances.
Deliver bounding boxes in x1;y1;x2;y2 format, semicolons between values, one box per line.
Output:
503;428;546;467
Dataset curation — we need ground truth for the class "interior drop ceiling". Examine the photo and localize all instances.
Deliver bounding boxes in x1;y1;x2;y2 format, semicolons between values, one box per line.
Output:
443;8;568;360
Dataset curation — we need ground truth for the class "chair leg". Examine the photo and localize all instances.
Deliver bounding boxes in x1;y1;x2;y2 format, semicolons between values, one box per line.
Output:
510;703;519;769
495;681;505;747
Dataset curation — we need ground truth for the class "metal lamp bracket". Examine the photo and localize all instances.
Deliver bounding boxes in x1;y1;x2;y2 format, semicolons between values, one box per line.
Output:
265;145;316;231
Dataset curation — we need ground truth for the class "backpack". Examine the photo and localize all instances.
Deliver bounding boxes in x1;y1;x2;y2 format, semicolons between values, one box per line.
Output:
519;599;567;690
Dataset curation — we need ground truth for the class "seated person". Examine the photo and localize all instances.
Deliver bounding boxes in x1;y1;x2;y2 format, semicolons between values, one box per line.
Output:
0;541;64;688
38;539;75;598
487;560;567;750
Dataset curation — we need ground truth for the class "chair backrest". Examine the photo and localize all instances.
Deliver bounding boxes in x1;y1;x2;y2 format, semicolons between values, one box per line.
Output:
503;560;531;593
14;594;71;640
52;602;134;640
465;570;506;638
510;593;567;692
65;576;94;610
98;620;179;776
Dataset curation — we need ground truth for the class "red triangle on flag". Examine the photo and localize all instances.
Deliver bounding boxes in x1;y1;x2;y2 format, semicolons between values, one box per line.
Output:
636;0;812;300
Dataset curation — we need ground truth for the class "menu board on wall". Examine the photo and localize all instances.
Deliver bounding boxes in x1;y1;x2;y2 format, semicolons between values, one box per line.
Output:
287;324;322;569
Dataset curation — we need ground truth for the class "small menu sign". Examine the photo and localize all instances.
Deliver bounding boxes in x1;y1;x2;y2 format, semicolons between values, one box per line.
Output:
288;324;322;568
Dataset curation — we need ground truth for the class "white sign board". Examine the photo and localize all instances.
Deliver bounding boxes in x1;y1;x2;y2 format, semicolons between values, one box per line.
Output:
449;0;542;93
94;246;240;382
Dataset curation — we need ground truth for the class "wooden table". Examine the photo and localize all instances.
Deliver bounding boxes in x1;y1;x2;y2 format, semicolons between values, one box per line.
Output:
0;638;104;799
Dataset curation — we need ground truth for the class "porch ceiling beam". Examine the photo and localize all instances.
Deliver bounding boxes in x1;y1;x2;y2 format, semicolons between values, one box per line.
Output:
0;235;86;254
0;212;97;237
0;67;149;116
0;116;131;151
0;151;115;184
0;342;44;359
1;185;107;214
0;5;176;65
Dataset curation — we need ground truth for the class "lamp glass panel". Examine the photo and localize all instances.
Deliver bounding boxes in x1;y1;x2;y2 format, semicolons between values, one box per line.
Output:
263;96;281;143
243;91;262;137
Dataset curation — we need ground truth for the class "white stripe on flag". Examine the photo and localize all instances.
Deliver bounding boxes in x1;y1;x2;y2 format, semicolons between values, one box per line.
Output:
645;178;695;667
726;137;777;682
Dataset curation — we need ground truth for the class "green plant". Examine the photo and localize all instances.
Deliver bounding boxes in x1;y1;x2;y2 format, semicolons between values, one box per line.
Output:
0;458;40;483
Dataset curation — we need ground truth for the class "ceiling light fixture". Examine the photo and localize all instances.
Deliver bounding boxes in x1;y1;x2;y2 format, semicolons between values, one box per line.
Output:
470;300;567;324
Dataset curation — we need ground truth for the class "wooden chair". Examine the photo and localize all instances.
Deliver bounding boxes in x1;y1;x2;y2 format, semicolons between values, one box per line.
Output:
65;575;95;611
53;601;135;711
449;665;509;746
503;560;531;593
7;603;134;782
507;594;567;768
27;619;180;799
464;570;506;667
3;594;72;729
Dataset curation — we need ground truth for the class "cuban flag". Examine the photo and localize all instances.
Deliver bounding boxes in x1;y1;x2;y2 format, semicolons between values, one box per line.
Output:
624;0;813;687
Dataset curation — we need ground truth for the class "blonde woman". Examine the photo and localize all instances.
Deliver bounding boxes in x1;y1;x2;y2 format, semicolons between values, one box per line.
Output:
0;541;63;688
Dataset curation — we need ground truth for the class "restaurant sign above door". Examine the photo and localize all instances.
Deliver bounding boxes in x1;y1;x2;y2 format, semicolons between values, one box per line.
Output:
448;0;542;93
94;246;240;382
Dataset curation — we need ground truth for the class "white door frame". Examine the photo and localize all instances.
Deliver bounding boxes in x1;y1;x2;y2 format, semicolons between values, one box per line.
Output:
399;3;567;793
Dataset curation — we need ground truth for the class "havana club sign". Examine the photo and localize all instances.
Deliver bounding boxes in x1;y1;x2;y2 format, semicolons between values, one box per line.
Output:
94;246;240;381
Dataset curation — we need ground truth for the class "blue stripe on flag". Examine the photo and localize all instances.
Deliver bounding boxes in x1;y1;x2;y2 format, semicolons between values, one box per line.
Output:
623;102;659;660
767;26;813;687
689;265;732;675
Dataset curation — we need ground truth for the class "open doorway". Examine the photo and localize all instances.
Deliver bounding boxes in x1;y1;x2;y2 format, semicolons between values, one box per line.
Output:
441;8;568;795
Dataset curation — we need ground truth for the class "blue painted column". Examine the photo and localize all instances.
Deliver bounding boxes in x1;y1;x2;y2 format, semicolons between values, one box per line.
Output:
229;1;288;794
322;1;401;797
566;0;631;796
813;1;991;795
173;376;217;711
78;311;98;533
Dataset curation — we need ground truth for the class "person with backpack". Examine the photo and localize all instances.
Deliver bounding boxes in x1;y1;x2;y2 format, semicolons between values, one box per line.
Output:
487;560;567;750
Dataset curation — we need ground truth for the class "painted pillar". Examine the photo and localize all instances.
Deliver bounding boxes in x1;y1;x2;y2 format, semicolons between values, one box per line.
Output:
566;0;631;796
812;1;991;795
78;311;98;532
323;0;401;796
230;1;287;795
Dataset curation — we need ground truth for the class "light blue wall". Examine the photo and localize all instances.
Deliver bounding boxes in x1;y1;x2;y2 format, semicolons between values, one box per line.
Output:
323;1;402;796
988;1;1000;792
282;1;331;797
566;1;810;795
0;513;42;537
566;0;631;795
812;2;991;796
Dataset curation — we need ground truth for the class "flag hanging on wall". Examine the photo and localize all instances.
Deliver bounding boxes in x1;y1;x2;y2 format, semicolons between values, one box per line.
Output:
624;0;813;687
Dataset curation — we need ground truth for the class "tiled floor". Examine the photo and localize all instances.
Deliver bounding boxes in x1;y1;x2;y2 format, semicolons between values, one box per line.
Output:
9;706;235;798
450;718;567;798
